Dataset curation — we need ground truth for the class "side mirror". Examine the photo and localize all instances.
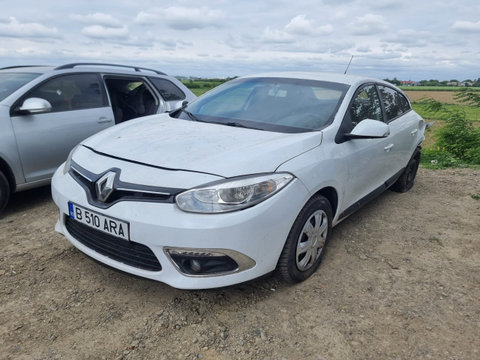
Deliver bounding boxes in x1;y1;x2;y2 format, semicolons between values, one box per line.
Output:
18;97;52;114
345;119;390;140
168;100;188;113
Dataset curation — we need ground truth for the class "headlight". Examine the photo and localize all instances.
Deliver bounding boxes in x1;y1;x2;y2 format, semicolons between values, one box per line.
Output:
62;144;80;175
176;173;294;213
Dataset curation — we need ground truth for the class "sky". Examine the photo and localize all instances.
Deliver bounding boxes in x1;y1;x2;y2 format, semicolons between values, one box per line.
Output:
0;0;479;81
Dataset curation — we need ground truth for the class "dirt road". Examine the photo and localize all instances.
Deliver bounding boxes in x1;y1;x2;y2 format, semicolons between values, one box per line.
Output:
1;168;479;360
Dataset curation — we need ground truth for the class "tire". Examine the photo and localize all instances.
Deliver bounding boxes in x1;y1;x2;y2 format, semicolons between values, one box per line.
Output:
0;171;10;214
277;195;332;283
391;149;421;193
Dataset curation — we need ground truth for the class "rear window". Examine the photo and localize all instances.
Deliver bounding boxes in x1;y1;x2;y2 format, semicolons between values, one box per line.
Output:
0;72;41;101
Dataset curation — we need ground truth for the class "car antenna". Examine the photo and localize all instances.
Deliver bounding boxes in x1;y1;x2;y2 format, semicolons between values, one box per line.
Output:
344;55;354;74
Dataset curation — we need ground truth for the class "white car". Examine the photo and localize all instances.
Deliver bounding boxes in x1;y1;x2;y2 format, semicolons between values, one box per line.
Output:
52;72;425;289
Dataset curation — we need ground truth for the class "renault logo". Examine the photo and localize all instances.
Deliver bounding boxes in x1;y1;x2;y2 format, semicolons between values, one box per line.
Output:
95;171;116;203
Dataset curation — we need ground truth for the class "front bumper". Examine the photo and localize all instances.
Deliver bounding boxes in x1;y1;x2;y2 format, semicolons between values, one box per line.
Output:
51;166;310;289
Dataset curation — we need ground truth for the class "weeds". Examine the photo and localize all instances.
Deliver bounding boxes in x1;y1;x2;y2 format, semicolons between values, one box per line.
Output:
417;95;480;168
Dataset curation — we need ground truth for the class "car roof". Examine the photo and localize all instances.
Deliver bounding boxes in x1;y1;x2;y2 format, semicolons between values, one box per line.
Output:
0;66;53;74
0;63;167;77
242;71;385;87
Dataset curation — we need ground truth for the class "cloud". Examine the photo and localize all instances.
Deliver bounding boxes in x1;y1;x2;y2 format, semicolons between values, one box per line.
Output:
365;0;400;10
261;27;295;44
82;25;129;40
70;13;122;28
350;14;387;35
452;20;480;33
135;6;224;30
259;14;333;47
285;15;314;35
285;15;333;36
0;17;59;39
356;46;372;53
383;29;430;48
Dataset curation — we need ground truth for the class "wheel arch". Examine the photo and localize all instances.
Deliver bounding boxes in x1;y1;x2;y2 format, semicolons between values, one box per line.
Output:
314;186;338;219
0;157;16;193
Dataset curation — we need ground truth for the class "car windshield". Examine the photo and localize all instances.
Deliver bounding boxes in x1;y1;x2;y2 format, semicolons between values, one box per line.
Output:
182;77;349;133
0;72;42;102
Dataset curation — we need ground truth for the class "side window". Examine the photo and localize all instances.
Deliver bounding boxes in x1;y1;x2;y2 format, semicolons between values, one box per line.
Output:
349;84;383;129
149;77;186;101
397;92;411;113
378;86;411;122
25;74;106;112
104;77;159;124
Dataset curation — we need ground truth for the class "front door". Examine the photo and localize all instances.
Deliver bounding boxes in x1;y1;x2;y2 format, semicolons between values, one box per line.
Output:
11;73;114;182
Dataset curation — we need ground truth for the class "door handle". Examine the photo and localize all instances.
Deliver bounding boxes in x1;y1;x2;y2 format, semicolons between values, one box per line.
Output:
384;144;394;152
97;117;113;124
411;129;418;136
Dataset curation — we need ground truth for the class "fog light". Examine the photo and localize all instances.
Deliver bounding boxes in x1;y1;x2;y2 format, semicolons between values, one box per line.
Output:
165;249;241;276
164;247;256;277
189;259;202;273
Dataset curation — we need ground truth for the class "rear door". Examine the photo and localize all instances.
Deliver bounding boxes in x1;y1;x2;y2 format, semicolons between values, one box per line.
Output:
103;76;161;124
148;77;189;111
377;85;421;168
11;73;114;182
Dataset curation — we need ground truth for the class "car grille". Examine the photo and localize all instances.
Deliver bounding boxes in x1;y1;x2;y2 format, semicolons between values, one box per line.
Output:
69;161;185;209
65;216;162;271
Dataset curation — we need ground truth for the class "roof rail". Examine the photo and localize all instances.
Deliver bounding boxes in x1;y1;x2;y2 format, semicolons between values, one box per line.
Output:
54;63;166;75
0;65;49;70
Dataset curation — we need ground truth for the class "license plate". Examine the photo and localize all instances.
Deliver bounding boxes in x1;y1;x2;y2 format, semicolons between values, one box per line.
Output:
68;202;130;241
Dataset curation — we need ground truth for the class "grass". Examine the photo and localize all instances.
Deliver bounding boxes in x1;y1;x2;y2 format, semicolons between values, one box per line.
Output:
180;79;229;96
400;86;480;91
412;103;480;122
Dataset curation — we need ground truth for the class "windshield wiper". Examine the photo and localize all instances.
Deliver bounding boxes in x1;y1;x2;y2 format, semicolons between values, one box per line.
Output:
182;109;203;122
224;121;249;128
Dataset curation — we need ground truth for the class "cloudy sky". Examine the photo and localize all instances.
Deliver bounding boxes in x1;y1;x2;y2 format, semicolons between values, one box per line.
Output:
0;0;479;80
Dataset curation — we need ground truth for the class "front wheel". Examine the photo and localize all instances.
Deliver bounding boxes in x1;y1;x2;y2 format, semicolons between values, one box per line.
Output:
0;171;10;214
277;195;332;283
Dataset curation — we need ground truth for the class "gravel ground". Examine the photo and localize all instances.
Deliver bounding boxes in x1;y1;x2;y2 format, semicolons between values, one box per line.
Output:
1;168;479;360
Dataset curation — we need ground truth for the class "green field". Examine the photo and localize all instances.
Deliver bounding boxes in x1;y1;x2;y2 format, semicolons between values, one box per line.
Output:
412;103;480;123
180;79;230;96
400;86;480;91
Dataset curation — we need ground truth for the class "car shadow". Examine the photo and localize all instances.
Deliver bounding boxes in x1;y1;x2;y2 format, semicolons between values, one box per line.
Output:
1;185;53;218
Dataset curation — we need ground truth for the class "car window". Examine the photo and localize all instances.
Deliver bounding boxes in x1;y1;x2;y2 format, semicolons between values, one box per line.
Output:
25;74;106;112
149;77;185;101
0;72;41;102
104;77;159;124
349;84;383;128
378;85;411;122
184;77;349;133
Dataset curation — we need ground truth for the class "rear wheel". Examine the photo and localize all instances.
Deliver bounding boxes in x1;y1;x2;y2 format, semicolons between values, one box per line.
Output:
0;171;10;214
391;149;421;193
277;195;332;283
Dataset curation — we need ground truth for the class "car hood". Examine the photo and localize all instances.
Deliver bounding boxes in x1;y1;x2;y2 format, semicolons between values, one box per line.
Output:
82;114;323;178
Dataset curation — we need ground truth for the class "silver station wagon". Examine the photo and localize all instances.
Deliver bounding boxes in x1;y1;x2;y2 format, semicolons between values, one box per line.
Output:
0;63;196;212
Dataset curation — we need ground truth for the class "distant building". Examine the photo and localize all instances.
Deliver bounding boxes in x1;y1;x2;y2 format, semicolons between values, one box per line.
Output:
400;80;419;86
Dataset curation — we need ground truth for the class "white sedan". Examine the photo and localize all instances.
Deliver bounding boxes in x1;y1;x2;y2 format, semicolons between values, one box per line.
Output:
52;72;426;289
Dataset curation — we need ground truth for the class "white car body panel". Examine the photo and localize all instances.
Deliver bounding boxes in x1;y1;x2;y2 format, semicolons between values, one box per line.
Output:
82;115;323;177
